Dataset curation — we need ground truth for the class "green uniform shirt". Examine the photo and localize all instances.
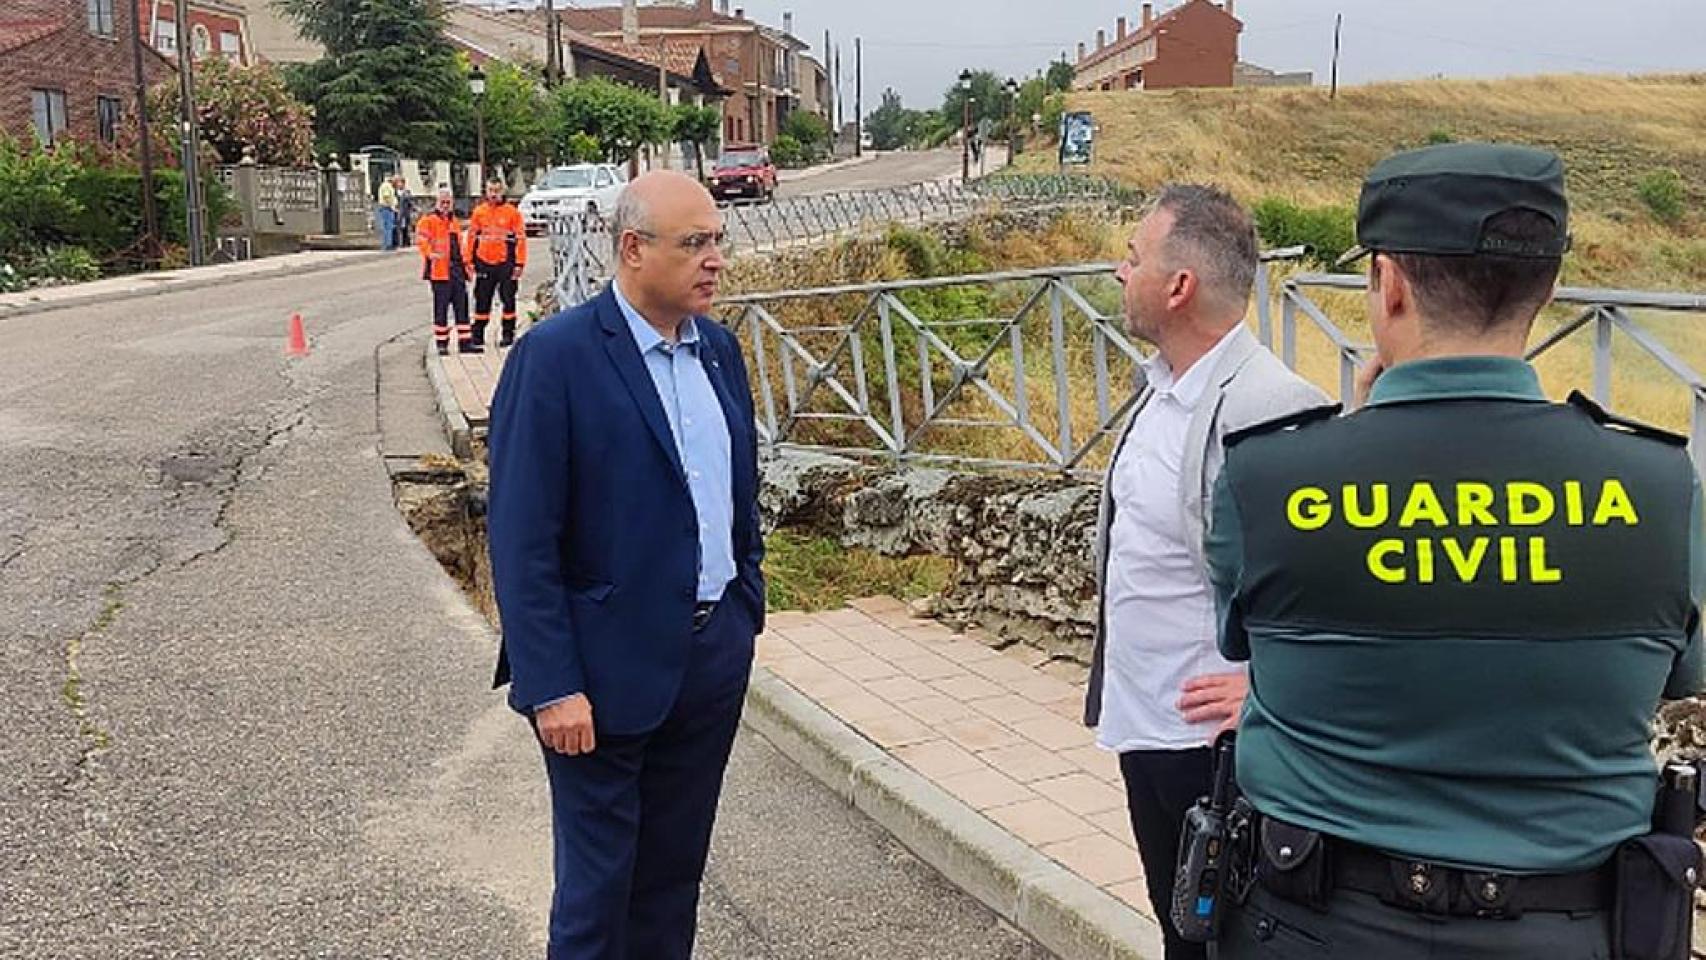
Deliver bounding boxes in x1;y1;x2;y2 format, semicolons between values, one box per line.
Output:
1209;356;1705;873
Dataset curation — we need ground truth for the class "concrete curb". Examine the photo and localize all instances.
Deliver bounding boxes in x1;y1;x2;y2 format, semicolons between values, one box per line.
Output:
743;668;1165;960
423;339;474;460
779;152;880;184
0;250;395;321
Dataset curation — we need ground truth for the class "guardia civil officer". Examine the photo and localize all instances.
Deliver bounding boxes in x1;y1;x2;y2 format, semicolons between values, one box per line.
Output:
1206;143;1704;958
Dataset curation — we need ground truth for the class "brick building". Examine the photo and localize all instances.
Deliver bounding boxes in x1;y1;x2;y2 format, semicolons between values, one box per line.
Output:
141;0;252;66
555;0;815;146
1;0;173;148
1073;0;1241;92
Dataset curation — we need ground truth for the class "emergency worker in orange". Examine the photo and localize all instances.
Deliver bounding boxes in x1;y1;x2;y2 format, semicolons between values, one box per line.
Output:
468;178;528;349
417;185;476;355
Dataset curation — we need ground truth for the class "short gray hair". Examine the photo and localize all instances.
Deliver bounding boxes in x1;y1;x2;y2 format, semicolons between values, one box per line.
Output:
1152;184;1258;309
608;185;652;241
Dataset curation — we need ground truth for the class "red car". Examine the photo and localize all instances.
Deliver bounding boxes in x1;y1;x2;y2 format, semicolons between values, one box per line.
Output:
708;144;777;204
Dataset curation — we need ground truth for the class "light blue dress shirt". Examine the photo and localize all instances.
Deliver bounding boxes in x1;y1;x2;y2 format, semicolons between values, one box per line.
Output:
613;281;735;604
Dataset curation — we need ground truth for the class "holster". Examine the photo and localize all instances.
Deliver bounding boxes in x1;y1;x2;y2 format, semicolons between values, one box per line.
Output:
1257;818;1333;912
1613;833;1700;960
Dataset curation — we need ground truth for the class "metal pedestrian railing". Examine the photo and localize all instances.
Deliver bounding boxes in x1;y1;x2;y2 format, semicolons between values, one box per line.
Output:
547;175;1136;311
1278;274;1706;476
710;250;1305;476
550;210;612;309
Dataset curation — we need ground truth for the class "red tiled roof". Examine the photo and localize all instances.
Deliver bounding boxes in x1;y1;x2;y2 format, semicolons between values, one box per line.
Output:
0;18;65;54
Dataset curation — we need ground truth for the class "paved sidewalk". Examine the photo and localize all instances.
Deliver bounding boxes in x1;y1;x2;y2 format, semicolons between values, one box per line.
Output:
0;249;393;320
753;597;1162;958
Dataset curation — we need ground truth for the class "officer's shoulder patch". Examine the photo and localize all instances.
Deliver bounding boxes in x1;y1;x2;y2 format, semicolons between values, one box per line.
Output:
1224;403;1341;448
1567;391;1687;446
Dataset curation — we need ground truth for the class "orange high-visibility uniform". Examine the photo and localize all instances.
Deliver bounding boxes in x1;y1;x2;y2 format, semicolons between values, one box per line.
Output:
416;209;472;347
468;200;527;271
416;209;470;282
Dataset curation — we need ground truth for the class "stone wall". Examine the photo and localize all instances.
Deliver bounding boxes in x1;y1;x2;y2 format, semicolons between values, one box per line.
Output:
761;450;1104;663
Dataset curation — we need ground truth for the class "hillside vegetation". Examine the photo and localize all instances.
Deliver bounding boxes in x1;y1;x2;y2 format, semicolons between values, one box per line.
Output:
1024;74;1706;291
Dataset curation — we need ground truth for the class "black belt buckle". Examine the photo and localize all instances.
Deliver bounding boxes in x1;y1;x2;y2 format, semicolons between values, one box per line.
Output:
692;602;715;631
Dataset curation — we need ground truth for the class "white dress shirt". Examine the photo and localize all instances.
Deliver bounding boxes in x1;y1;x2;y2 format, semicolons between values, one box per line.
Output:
1097;327;1245;753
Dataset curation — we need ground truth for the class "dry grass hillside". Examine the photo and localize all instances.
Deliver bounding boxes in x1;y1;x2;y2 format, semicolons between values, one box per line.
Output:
1025;74;1706;291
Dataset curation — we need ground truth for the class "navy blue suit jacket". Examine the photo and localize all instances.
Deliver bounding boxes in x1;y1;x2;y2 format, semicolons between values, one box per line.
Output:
486;285;765;735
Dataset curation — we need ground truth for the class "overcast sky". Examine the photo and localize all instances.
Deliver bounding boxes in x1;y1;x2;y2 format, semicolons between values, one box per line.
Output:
719;0;1703;113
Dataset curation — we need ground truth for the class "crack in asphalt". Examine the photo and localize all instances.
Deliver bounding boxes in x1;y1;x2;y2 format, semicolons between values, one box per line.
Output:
702;867;779;959
61;583;123;785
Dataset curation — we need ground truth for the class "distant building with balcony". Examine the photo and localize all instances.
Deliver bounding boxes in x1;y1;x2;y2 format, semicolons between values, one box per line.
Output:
1073;0;1240;92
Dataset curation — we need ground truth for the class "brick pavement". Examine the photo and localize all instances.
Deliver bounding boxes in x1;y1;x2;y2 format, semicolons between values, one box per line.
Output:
757;597;1156;922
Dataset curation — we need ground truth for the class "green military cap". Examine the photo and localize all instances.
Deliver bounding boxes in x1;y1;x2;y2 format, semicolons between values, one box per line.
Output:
1335;142;1570;269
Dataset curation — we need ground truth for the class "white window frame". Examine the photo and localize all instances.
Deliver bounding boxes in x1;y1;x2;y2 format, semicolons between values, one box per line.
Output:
192;23;211;59
31;89;68;147
87;0;115;37
219;30;241;62
153;20;176;53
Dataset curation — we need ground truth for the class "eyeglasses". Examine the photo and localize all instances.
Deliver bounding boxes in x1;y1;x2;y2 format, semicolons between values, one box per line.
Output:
633;229;727;255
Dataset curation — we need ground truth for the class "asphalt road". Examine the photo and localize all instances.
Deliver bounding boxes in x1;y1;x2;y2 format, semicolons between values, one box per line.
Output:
0;253;1046;959
776;147;999;198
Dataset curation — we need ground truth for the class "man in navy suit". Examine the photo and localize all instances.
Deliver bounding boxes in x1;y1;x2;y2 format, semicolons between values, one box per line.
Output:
487;170;764;960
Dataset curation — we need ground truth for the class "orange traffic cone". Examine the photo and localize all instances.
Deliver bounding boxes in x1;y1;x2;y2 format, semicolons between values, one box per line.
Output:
286;312;309;357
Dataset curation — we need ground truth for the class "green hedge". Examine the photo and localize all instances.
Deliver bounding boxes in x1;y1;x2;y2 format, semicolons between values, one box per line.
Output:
1251;196;1357;269
0;137;232;285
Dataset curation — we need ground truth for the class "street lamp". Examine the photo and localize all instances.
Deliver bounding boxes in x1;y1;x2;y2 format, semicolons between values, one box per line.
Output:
958;69;973;181
469;64;488;180
1004;77;1019;163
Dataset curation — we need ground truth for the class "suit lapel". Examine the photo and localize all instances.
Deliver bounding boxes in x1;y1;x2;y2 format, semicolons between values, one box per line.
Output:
1179;326;1259;570
597;289;688;487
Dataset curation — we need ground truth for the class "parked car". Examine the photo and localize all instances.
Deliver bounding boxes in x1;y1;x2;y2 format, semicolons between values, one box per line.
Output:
519;163;627;235
708;144;777;204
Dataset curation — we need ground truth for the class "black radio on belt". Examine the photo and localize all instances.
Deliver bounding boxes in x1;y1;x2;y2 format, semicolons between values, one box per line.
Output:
1171;732;1240;943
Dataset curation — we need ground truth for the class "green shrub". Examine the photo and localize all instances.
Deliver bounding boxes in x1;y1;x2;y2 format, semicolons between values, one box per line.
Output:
771;134;805;168
1425;128;1456;145
565;131;601;164
1638;169;1686;225
1252;196;1357;268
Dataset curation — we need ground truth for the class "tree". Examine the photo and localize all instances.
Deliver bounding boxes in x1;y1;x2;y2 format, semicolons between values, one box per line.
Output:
865;88;933;151
478;60;553;171
552;77;670;165
1046;57;1075;93
185;58;315;166
275;0;472;159
939;69;1014;142
781;111;830;162
670;103;721;180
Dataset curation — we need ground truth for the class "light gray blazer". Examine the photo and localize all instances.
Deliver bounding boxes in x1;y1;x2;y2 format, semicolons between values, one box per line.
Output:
1082;325;1330;727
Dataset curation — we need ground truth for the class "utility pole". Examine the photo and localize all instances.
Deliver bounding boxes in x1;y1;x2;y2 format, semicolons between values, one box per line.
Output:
174;0;205;266
1330;13;1342;101
834;46;842;143
543;0;558;86
129;0;160;265
853;37;862;158
823;29;832;131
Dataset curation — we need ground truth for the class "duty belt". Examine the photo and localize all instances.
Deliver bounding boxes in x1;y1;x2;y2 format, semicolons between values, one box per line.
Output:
1322;836;1611;919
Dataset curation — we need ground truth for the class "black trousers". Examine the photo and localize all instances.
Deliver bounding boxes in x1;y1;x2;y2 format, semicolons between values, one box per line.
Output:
1120;747;1214;960
537;598;756;960
1219;884;1610;959
430;279;470;344
472;264;518;343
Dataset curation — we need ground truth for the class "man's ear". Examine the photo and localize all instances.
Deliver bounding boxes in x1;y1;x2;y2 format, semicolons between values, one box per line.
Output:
618;231;642;268
1165;269;1197;312
1376;256;1409;320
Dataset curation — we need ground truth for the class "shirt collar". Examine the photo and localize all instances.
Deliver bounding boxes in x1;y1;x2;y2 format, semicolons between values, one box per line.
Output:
1140;324;1242;408
613;280;698;353
1365;355;1546;407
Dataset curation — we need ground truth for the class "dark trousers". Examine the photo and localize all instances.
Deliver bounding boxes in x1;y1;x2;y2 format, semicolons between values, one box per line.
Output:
430;279;470;345
538;599;755;960
1219;885;1610;959
472;265;519;344
1119;747;1214;960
